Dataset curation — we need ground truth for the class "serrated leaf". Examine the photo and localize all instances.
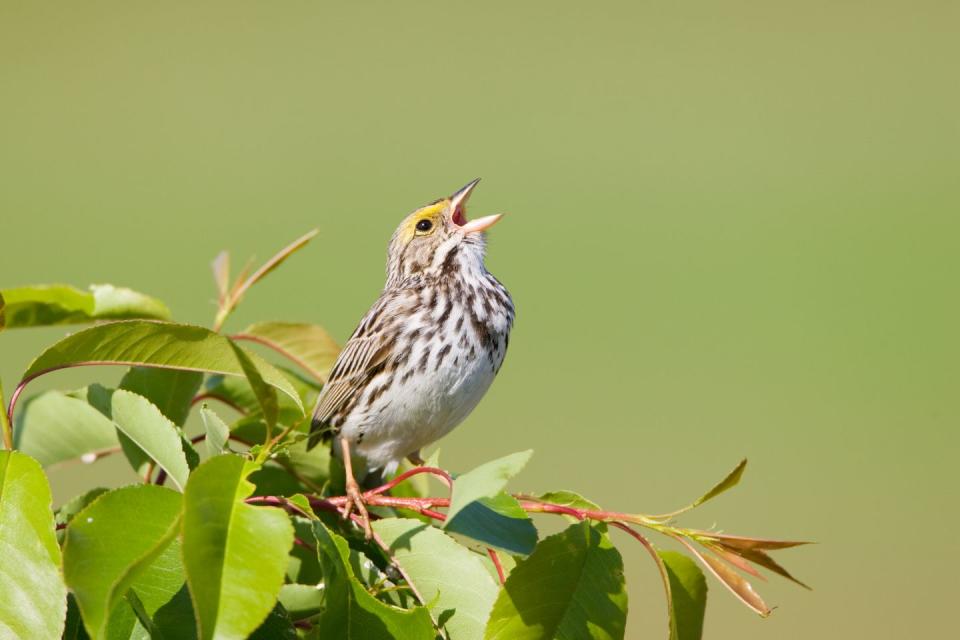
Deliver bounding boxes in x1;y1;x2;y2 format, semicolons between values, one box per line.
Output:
18;320;303;412
445;492;538;556
200;405;231;457
14;389;120;467
311;520;435;639
62;484;182;640
484;522;628;640
0;284;169;329
658;551;707;640
86;387;191;491
119;367;203;427
182;454;294;640
374;518;499;638
0;451;68;639
445;450;532;523
233;321;340;383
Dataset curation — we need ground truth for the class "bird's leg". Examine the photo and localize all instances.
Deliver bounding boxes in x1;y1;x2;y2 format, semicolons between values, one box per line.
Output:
406;449;425;466
339;437;372;539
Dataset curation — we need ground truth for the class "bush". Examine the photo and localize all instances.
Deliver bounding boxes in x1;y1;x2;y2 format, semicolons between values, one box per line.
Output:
0;231;808;639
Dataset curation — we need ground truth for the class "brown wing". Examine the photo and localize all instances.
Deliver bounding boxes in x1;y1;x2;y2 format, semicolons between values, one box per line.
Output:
307;293;401;447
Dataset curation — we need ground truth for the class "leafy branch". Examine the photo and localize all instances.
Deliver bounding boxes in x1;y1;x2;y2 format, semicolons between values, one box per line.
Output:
0;230;810;640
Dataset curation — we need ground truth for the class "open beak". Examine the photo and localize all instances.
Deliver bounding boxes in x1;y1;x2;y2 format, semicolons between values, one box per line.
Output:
450;178;504;234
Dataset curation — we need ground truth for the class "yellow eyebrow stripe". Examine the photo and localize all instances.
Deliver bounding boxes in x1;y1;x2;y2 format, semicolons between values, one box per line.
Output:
399;201;448;243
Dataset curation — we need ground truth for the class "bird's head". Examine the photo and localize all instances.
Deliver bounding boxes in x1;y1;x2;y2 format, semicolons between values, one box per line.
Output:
385;179;502;287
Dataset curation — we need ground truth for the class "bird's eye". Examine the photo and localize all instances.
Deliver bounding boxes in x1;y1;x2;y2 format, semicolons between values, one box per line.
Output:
416;219;433;232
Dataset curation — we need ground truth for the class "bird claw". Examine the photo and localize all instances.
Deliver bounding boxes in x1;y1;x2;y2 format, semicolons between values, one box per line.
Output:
342;476;372;539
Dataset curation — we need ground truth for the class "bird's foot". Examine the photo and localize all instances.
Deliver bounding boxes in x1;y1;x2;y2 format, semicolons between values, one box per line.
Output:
342;475;372;539
406;450;425;466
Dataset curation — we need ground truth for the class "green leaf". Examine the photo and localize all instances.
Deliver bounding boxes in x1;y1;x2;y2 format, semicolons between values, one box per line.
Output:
14;390;119;467
445;450;532;523
484;522;628;640
56;487;109;543
152;586;198;640
119;367;203;426
443;451;536;555
229;341;279;433
200;405;231;457
0;451;68;639
233;321;340;383
287;518;323;585
658;551;707;640
182;454;294;640
445;492;538;556
62;484;182;640
311;520;435;639
106;538;188;640
124;590;161;639
274;438;331;492
278;584;324;620
0;284;170;329
658;459;748;519
64;595;91;640
19;320;303;413
86;387;191;491
202;366;313;427
89;284;172;322
534;490;601;512
248;603;298;640
202;374;260;415
374;518;499;638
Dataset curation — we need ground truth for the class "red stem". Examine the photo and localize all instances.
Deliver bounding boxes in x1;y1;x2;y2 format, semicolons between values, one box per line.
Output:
488;548;507;584
366;466;453;496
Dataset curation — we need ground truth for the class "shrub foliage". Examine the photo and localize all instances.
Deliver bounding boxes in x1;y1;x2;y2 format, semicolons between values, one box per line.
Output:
0;232;808;639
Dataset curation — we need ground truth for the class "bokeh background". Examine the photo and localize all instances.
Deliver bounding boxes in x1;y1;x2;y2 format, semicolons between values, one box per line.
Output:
2;1;957;638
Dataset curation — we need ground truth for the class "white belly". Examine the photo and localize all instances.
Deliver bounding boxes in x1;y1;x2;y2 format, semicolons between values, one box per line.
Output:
341;339;500;470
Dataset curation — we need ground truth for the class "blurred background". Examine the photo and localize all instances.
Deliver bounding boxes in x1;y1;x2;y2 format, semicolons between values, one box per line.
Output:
1;1;957;638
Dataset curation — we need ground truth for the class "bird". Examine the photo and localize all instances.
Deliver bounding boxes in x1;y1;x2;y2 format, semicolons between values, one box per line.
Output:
308;179;514;536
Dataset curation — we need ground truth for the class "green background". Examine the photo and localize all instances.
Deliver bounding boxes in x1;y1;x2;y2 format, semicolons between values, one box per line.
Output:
1;2;956;638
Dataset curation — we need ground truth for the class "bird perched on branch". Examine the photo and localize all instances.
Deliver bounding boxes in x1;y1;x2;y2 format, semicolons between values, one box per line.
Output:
309;179;514;536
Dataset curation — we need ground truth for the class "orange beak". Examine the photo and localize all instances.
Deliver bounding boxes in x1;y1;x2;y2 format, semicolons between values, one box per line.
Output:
450;178;504;234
